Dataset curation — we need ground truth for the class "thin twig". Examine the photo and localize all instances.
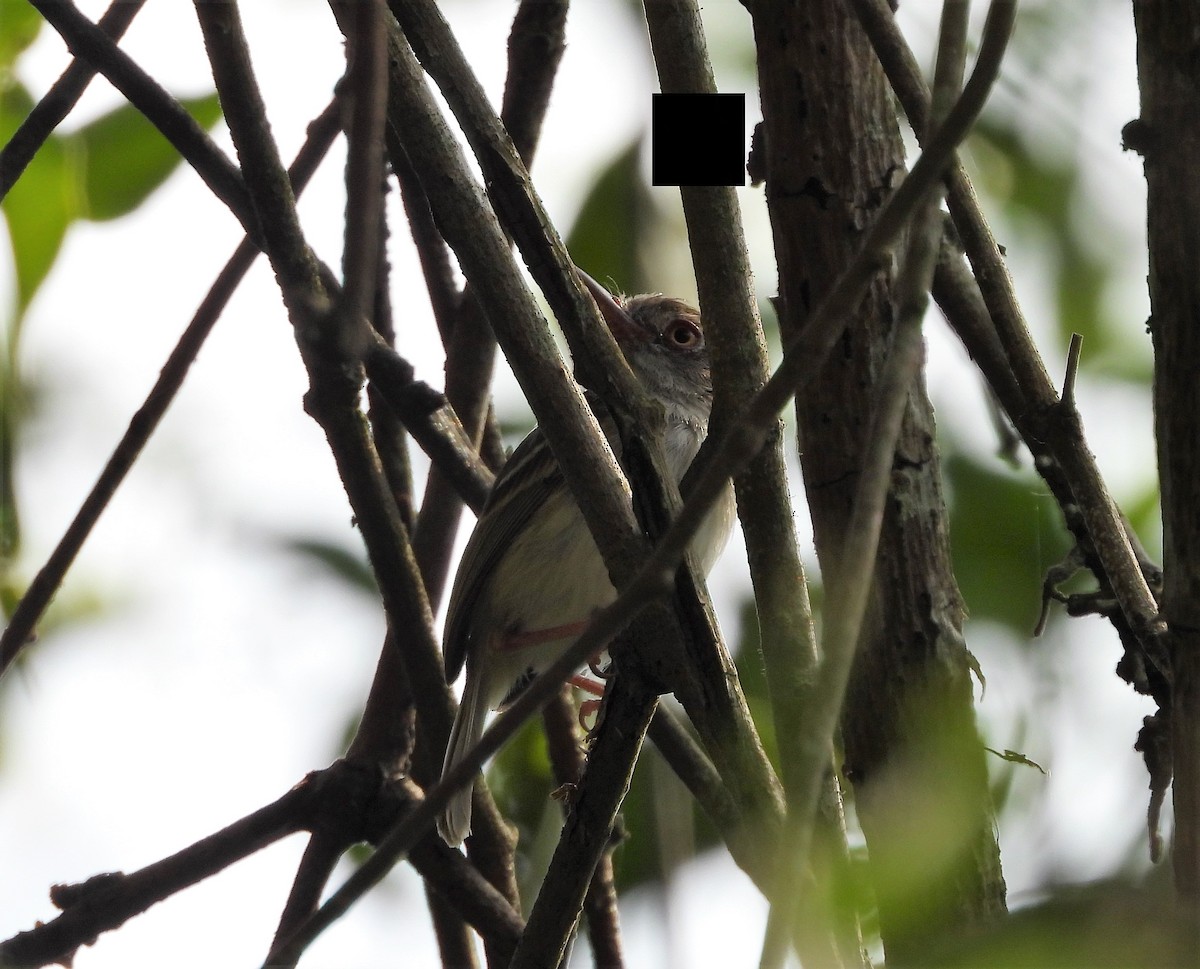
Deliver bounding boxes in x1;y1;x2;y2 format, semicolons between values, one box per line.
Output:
364;210;417;528
267;833;346;965
543;686;625;968
0;0;146;200
0;100;343;677
1061;333;1083;409
339;0;388;335
275;195;417;956
344;32;475;941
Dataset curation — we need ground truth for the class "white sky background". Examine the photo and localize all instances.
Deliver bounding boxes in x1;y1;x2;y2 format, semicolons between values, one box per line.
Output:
0;1;1162;967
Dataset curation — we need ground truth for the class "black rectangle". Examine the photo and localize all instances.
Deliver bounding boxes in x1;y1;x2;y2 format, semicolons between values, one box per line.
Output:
651;93;746;187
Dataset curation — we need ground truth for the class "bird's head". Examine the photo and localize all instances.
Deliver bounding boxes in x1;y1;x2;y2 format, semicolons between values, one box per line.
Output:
578;270;712;426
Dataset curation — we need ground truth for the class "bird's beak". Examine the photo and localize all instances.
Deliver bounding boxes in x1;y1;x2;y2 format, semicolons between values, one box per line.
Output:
576;268;650;345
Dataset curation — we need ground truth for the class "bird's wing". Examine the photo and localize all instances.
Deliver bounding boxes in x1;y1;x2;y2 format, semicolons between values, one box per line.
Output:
442;426;562;681
441;399;623;682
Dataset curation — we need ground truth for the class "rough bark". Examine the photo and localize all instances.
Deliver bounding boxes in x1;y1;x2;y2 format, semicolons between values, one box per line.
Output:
1131;0;1200;910
750;0;1006;958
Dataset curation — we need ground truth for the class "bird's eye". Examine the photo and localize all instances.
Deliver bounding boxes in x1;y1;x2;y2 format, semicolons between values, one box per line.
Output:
663;318;702;349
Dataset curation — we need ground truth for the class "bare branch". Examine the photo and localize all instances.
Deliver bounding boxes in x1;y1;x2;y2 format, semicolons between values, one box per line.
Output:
543;686;625;967
512;675;659;967
268;834;346;965
0;763;359;967
339;0;389;331
1131;0;1200;901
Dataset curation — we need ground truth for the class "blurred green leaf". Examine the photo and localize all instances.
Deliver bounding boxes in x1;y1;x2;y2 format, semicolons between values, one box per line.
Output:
924;879;1193;968
609;743;674;892
487;714;558;903
1123;481;1162;564
946;452;1072;634
969;120;1152;385
566;137;652;294
70;93;222;222
733;596;779;767
1;83;79;318
0;379;18;562
280;536;378;595
488;714;553;837
0;0;41;68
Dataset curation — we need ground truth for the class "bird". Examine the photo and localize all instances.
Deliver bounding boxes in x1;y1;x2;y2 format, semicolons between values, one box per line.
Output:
436;271;735;846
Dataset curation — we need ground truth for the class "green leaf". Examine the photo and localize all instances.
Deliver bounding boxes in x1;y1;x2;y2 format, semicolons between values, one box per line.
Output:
0;0;42;69
278;536;377;595
70;93;222;222
1122;482;1162;564
1;83;79;318
924;879;1193;968
0;355;19;563
566;137;653;294
969;119;1152;384
946;452;1072;635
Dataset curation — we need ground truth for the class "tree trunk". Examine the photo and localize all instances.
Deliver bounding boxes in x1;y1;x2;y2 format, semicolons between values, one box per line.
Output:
1131;0;1200;911
749;0;1006;959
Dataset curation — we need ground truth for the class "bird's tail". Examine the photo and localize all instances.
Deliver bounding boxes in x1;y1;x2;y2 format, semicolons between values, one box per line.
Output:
437;669;489;846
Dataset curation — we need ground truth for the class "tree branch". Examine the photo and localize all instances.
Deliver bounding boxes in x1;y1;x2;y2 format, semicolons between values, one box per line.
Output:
0;762;375;967
756;7;1012;957
339;0;389;334
543;686;625;968
1131;0;1200;908
512;673;659;968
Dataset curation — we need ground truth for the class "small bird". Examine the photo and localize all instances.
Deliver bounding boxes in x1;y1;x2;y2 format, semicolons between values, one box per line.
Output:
436;272;735;846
